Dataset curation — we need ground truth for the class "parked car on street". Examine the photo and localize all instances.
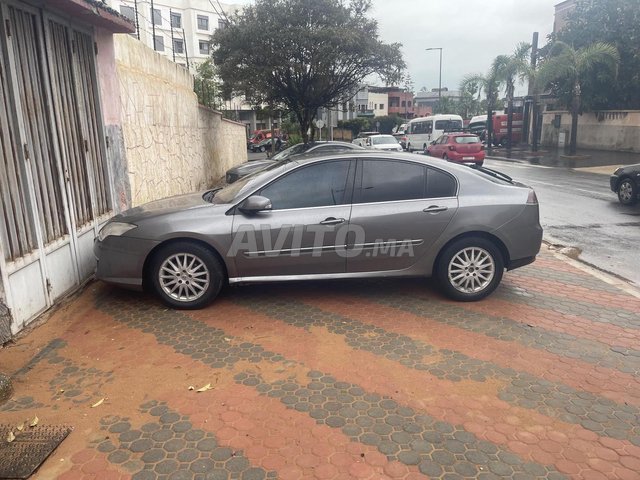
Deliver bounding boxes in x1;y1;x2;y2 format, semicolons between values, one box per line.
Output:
610;163;640;205
95;152;542;309
360;134;403;152
226;141;365;183
426;133;485;165
250;137;283;153
352;131;379;147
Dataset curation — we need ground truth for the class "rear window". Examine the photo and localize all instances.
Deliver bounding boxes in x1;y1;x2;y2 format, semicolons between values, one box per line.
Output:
371;135;398;145
454;136;481;144
435;119;462;130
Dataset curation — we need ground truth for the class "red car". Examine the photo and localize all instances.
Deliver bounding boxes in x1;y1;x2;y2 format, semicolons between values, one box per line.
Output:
426;133;485;165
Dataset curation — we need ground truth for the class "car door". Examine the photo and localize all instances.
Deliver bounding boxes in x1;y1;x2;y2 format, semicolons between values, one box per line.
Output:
347;159;458;273
231;159;355;278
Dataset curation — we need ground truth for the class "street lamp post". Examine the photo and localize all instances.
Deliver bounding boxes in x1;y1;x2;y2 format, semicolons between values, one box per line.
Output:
426;48;443;105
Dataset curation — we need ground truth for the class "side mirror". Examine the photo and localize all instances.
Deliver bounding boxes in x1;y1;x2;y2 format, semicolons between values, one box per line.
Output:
239;195;272;214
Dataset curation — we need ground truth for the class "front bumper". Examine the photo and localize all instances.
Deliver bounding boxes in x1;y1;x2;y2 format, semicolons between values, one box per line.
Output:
610;175;620;192
94;235;160;290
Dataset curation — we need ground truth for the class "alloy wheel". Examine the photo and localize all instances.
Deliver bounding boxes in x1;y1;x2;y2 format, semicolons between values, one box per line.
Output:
619;181;633;203
159;253;210;302
448;247;495;294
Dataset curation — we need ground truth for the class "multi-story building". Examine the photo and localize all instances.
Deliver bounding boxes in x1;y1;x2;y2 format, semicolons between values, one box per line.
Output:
355;86;389;118
553;0;577;34
106;0;241;69
414;88;461;113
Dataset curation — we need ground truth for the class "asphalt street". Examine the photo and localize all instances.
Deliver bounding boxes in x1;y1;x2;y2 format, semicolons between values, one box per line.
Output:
485;158;640;286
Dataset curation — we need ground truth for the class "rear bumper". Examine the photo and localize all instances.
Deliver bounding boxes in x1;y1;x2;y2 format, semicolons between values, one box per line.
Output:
448;151;485;163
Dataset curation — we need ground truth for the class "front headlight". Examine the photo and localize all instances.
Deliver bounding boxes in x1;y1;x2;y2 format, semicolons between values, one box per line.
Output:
613;168;623;175
97;222;137;242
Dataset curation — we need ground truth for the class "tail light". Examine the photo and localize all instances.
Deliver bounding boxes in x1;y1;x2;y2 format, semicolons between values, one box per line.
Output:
401;136;407;142
527;189;538;204
480;145;485;150
448;145;456;151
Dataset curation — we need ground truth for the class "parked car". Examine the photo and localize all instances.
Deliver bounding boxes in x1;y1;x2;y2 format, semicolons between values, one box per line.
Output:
426;133;485;165
610;163;640;205
251;137;283;153
352;131;379;147
360;134;403;152
95;152;542;309
226;141;365;183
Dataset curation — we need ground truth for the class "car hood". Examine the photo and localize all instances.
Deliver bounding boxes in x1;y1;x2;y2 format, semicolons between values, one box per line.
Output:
113;191;213;223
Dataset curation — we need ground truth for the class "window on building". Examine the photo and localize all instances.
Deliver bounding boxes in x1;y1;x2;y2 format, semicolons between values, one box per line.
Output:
199;41;210;55
408;101;412;107
173;39;184;54
401;100;406;107
380;104;384;110
154;35;164;52
197;15;209;30
120;5;135;21
151;8;162;25
170;12;182;28
218;18;227;29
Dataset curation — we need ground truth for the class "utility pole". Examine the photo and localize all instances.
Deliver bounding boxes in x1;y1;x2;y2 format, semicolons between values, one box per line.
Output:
182;28;189;69
150;0;157;51
529;32;540;152
170;8;176;62
133;0;140;40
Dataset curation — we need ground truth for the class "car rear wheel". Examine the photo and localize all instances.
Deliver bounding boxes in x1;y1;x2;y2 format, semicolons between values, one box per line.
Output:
151;241;224;309
617;178;638;205
436;237;504;301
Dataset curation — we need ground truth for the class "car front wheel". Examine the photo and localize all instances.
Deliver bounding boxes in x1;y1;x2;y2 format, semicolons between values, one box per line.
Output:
436;237;504;301
617;178;638;205
150;241;224;309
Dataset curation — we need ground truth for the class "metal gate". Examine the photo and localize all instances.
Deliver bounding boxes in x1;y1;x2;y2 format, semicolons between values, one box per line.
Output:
0;1;112;334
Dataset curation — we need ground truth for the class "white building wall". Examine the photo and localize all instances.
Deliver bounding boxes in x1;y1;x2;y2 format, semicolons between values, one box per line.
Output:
106;0;241;71
368;92;388;117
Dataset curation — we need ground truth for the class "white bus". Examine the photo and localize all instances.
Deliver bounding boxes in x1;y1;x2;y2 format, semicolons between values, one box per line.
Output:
405;114;464;152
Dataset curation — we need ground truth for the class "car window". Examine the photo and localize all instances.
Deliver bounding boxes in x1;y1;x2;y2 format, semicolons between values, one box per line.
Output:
426;168;457;198
435;119;463;131
439;136;448;144
426;121;433;134
259;160;351;210
371;136;398;145
355;160;426;204
455;136;481;144
271;143;309;160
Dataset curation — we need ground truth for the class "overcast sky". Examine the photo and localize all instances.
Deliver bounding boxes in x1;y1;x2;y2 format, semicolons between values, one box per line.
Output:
229;0;560;94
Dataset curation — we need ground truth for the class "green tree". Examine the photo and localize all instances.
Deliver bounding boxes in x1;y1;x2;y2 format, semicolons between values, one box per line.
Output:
460;58;504;147
211;0;405;143
537;41;619;155
194;60;221;109
338;118;371;137
555;0;639;110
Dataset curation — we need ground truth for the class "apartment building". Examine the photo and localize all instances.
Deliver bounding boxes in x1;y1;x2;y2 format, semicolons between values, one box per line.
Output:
106;0;241;69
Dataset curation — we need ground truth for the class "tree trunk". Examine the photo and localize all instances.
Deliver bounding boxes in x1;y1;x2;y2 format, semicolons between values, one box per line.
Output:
506;87;514;148
569;82;581;156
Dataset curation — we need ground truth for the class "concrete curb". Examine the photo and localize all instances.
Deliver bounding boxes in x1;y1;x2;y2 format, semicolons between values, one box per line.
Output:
0;372;12;405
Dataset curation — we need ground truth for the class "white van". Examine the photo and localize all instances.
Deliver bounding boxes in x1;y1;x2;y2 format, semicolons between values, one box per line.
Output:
405;114;464;152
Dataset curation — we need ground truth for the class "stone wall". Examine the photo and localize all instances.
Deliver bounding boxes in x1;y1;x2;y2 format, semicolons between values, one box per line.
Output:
541;110;640;152
113;35;246;207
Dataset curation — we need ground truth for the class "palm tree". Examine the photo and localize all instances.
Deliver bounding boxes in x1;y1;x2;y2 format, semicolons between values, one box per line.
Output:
460;58;504;149
494;42;531;146
537;41;619;155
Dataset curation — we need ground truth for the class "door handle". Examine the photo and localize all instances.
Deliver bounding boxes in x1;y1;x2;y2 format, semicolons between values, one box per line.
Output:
423;205;448;213
319;217;345;225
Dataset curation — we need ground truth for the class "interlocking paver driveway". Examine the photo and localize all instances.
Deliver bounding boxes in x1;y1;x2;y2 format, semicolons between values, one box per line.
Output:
1;246;639;480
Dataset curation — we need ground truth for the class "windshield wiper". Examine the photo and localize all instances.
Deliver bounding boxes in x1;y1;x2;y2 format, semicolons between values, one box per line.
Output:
203;187;223;203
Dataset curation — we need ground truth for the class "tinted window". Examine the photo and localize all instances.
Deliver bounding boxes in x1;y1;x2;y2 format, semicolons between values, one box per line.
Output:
455;135;481;144
260;161;351;210
426;168;457;198
435;119;463;131
357;160;426;204
371;136;397;145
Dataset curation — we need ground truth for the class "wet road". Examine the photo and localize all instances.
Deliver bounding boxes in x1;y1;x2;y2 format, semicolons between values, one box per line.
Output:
485;158;640;286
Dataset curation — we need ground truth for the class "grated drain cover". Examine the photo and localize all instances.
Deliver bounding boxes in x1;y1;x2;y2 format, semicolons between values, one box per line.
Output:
0;425;72;479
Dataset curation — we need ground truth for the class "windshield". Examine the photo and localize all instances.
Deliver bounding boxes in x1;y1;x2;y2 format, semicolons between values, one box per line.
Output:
372;135;398;145
271;143;309;161
435;119;463;131
455;136;481;144
208;161;289;204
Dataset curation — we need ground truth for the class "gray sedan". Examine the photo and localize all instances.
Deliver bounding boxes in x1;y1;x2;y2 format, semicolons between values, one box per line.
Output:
95;153;542;308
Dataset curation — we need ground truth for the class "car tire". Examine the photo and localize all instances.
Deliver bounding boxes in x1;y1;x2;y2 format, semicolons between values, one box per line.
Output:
150;241;225;309
436;236;504;302
259;146;266;153
617;178;638;205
